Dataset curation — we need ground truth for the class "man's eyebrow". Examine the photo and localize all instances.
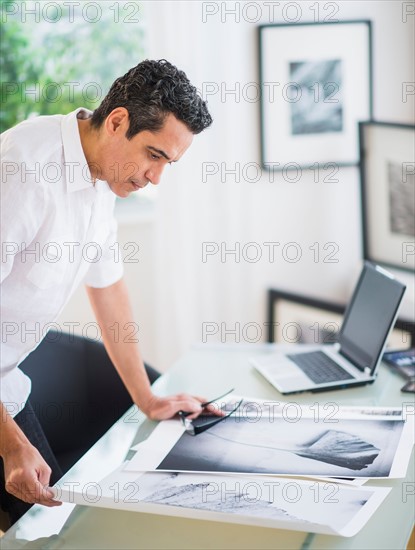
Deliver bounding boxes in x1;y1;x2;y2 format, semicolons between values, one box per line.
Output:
147;146;177;162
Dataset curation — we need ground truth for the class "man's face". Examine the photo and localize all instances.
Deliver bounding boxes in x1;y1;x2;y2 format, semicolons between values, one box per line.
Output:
94;109;194;197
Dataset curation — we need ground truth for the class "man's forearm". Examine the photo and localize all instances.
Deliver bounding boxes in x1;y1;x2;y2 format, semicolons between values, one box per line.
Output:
0;402;30;456
86;278;153;410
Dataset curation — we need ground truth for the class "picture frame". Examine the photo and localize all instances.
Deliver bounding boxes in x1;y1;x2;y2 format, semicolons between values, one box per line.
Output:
258;21;373;170
359;121;415;272
266;288;414;349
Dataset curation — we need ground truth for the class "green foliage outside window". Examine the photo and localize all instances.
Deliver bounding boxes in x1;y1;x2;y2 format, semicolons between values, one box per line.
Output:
0;0;145;132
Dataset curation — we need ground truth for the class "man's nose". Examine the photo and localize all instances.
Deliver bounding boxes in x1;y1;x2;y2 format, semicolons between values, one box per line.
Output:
145;165;164;186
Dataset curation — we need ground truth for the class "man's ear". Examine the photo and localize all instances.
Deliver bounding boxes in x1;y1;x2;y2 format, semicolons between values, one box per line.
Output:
105;107;129;135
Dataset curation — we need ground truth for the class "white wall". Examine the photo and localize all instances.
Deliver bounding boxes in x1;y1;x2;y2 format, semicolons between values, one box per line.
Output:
58;1;414;372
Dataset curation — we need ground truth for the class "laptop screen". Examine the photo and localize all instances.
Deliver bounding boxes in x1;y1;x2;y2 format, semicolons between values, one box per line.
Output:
339;263;406;372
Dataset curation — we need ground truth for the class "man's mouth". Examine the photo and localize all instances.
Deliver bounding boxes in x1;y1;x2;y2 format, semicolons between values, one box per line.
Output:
130;180;146;191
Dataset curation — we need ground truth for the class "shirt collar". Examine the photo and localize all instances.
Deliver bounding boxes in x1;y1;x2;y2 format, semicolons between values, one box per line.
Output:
61;108;96;193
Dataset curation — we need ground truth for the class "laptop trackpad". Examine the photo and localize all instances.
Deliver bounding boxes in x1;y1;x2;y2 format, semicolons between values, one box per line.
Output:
261;356;312;386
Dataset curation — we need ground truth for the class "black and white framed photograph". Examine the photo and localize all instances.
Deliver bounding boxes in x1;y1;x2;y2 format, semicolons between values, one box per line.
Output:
359;122;415;272
259;21;372;170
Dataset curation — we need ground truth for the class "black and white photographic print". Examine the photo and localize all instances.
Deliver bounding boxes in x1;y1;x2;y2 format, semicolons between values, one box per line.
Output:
140;472;299;521
360;121;415;271
388;161;415;237
136;472;377;535
289;59;343;135
125;403;413;480
55;467;391;537
259;21;372;169
155;416;403;478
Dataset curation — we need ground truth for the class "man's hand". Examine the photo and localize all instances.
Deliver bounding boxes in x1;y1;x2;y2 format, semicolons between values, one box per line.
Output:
3;443;62;507
140;393;224;421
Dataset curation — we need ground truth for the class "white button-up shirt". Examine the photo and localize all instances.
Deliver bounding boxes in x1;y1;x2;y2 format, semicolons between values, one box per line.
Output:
1;108;123;416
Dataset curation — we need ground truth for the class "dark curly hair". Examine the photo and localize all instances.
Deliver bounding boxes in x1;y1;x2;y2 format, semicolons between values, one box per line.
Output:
90;59;212;138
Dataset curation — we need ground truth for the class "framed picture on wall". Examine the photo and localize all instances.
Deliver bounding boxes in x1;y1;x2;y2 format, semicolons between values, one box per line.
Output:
269;292;343;345
258;21;373;170
267;289;415;349
359;121;415;272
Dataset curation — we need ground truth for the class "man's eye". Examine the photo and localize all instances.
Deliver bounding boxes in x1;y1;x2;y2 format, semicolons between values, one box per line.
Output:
150;153;160;160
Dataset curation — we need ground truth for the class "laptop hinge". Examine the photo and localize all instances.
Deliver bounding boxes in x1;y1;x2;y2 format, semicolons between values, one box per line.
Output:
339;349;365;372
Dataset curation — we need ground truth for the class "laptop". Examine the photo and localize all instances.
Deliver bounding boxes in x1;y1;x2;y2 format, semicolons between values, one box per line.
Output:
251;262;406;394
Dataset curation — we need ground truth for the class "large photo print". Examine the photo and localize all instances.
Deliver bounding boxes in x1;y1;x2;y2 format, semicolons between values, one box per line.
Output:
156;416;403;478
125;402;414;479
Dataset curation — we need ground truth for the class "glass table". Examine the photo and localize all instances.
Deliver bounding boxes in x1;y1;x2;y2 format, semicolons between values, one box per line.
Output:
1;343;414;549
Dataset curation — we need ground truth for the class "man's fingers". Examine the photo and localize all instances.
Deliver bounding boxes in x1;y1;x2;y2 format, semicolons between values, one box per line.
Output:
2;442;62;508
146;392;233;420
193;395;208;403
175;400;225;420
36;464;59;506
37;464;52;487
205;403;227;416
33;481;62;506
175;399;203;416
6;478;61;506
36;465;61;504
25;481;60;506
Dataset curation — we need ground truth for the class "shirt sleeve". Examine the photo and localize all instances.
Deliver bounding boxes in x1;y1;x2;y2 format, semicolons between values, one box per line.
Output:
83;212;124;288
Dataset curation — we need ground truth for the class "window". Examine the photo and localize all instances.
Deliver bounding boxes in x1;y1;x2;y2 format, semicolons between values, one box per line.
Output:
1;0;145;131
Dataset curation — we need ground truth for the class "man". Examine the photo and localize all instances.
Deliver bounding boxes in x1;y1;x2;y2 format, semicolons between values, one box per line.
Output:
0;59;214;524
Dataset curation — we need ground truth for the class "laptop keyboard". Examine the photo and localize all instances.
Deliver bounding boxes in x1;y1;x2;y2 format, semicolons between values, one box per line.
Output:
287;351;355;384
